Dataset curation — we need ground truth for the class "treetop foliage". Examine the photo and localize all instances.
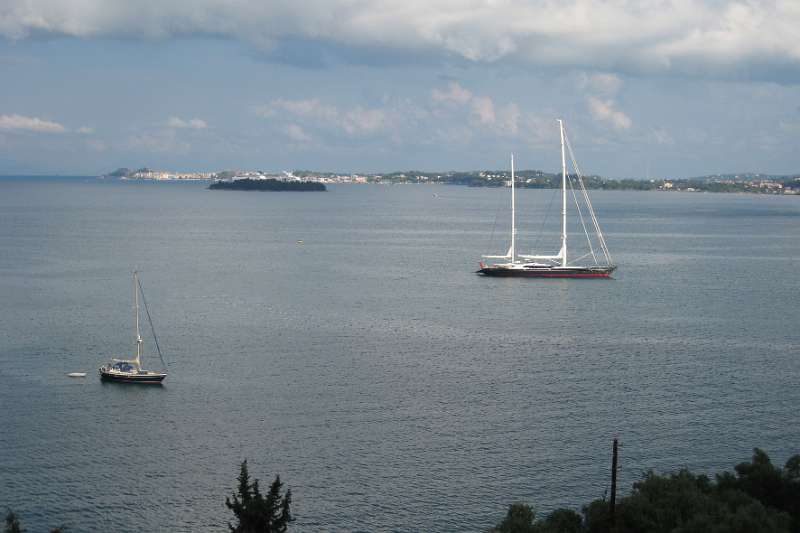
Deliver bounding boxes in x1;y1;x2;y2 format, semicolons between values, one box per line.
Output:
226;460;293;533
491;448;800;533
4;511;23;533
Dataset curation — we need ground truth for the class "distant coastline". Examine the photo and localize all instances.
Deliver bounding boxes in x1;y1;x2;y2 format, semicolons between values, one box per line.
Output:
97;167;800;195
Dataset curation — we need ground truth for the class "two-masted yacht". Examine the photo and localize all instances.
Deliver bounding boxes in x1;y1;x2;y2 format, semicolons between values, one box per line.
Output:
477;119;616;278
99;271;167;384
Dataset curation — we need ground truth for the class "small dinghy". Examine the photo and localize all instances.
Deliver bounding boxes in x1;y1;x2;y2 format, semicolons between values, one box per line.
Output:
67;372;87;378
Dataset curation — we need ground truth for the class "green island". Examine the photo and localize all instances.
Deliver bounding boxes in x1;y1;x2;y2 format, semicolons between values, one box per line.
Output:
6;448;799;532
208;178;326;192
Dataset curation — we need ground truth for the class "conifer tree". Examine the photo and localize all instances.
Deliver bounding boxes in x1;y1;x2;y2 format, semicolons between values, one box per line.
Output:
4;511;23;533
226;460;293;533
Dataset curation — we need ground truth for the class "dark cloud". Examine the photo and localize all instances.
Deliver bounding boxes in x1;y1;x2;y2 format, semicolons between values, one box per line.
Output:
3;0;799;83
255;37;444;70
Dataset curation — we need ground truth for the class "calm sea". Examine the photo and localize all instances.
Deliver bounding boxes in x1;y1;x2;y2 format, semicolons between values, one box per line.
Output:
1;178;798;532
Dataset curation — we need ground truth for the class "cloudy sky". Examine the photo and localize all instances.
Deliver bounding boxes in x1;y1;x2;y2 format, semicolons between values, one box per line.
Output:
1;0;799;177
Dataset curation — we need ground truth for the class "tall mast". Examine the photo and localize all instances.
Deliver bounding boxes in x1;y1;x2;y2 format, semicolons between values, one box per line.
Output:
558;119;567;267
510;153;515;263
134;271;142;367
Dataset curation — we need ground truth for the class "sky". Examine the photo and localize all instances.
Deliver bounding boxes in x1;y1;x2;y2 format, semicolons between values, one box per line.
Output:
1;0;799;178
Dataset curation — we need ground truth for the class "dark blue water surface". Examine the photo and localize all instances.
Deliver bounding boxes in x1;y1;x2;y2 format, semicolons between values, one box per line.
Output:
1;178;798;532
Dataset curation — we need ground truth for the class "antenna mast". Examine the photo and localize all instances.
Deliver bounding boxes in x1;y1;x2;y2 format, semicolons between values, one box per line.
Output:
134;271;142;367
510;153;516;263
558;119;567;267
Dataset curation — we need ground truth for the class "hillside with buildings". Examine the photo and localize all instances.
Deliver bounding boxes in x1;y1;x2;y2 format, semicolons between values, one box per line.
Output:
104;167;800;194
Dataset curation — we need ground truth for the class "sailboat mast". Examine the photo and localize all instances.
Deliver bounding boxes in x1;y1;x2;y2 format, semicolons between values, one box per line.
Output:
510;153;516;263
558;119;567;267
134;271;142;366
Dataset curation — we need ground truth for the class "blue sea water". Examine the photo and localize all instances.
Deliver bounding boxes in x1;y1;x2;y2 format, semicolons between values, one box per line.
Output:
0;178;798;532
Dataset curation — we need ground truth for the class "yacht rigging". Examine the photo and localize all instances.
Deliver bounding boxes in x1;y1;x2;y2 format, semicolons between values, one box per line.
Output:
99;271;167;383
477;119;616;278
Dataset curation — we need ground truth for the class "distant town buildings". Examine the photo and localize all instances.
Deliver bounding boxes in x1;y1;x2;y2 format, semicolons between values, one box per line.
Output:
110;167;800;194
224;170;371;184
657;175;796;194
124;169;214;180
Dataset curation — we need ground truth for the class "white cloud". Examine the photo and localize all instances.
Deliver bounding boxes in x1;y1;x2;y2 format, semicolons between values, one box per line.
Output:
470;96;495;125
431;82;473;105
0;114;66;133
86;138;107;151
77;126;94;134
778;119;800;134
498;103;521;136
260;99;338;122
1;1;799;81
166;116;207;129
580;72;630;134
127;129;190;153
341;107;387;134
588;97;632;130
259;98;398;136
430;82;523;136
651;127;675;146
579;72;623;95
285;123;311;142
522;116;561;149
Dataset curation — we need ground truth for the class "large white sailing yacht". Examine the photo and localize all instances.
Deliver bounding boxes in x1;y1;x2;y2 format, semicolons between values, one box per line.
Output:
478;119;616;278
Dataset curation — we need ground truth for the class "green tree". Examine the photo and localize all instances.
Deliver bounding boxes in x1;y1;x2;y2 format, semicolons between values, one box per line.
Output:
539;509;583;533
4;511;23;533
490;503;537;533
225;460;292;533
717;448;800;532
611;468;789;533
491;448;799;533
583;500;610;533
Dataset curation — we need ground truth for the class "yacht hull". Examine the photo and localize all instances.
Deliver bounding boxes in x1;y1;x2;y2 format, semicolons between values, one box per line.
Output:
477;266;616;278
99;369;166;384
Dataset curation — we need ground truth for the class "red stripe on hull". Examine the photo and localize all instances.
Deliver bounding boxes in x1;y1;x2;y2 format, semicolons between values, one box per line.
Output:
528;273;610;278
487;273;611;278
477;269;614;278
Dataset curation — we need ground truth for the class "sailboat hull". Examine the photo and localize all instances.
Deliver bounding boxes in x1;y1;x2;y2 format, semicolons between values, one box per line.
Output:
477;265;616;278
99;368;166;384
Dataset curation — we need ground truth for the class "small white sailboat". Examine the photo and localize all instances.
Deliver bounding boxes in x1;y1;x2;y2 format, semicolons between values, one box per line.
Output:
99;271;167;384
478;119;616;278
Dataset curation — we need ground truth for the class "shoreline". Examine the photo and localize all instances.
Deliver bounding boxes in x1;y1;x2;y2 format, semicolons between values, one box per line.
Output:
2;175;797;195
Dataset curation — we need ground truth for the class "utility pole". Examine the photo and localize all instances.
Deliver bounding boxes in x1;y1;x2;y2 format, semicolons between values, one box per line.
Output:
610;438;619;529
